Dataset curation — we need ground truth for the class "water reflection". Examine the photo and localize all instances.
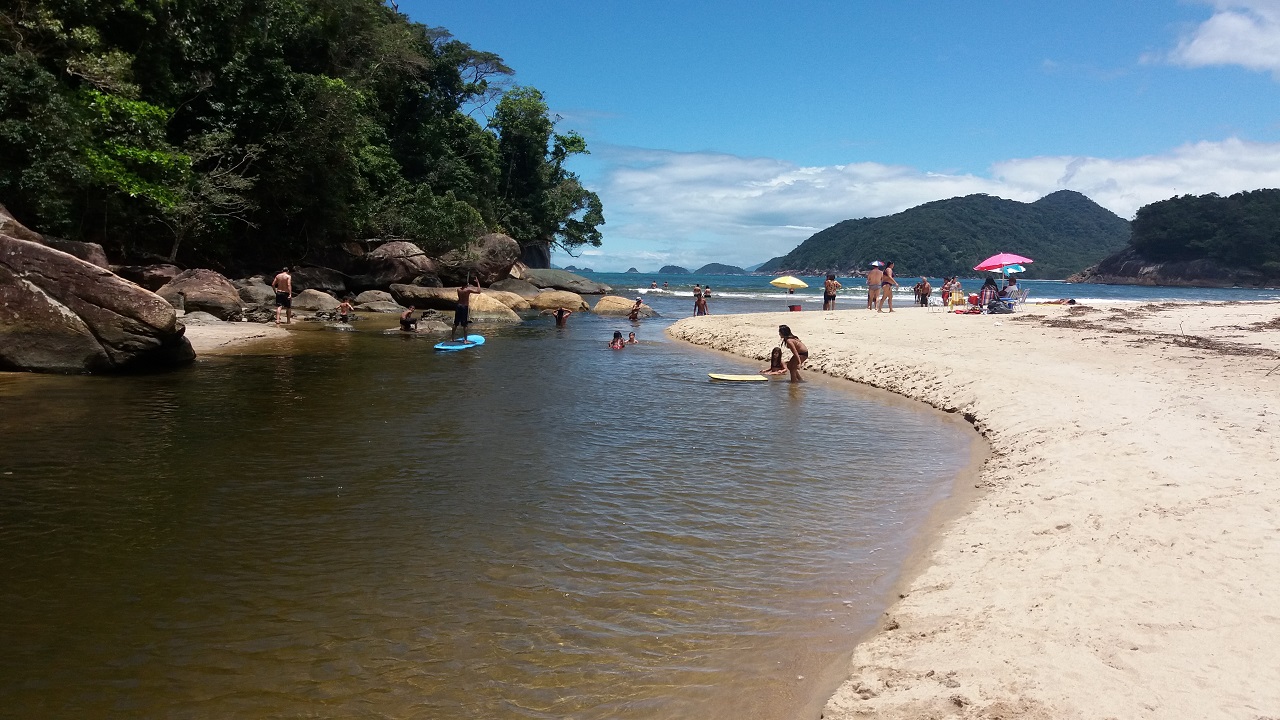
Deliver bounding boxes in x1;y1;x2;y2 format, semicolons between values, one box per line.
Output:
0;317;973;718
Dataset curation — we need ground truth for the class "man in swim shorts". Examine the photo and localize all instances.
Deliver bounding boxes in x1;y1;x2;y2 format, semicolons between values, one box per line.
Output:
865;265;883;310
452;277;481;342
272;267;293;324
400;305;417;332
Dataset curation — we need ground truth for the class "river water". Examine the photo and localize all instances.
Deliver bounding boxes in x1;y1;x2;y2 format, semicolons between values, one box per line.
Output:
0;301;978;718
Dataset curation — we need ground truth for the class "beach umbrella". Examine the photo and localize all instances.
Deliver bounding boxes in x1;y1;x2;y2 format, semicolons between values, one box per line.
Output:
869;260;885;267
769;275;808;290
974;252;1033;272
999;264;1026;275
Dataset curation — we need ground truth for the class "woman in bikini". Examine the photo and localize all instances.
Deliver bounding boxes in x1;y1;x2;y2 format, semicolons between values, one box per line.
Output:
778;324;808;383
877;261;897;313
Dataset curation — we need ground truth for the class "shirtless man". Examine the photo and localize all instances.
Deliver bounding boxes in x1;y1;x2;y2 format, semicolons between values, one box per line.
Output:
452;277;482;342
628;297;644;321
877;261;898;313
400;305;417;332
778;324;808;383
272;267;293;324
337;297;353;323
865;265;883;310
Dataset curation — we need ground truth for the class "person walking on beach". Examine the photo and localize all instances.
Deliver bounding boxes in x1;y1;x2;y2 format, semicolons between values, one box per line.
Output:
778;324;808;383
823;273;842;310
865;265;883;309
452;276;482;342
272;267;293;325
695;291;709;316
878;261;898;312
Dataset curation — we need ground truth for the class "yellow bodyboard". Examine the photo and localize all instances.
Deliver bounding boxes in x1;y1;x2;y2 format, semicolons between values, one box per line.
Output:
708;373;769;382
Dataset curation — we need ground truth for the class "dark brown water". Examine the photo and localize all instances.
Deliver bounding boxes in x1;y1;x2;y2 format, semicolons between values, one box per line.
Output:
0;317;973;719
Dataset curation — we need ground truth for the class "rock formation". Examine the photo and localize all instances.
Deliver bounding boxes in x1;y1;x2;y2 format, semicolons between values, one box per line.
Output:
290;266;347;296
290;288;339;312
521;268;611;294
526;289;589;312
354;290;393;304
481;289;532;311
388;285;522;322
0;234;194;373
593;295;658;317
157;269;245;320
353;241;437;290
1068;246;1280;288
114;264;182;291
436;233;521;286
489;278;541;298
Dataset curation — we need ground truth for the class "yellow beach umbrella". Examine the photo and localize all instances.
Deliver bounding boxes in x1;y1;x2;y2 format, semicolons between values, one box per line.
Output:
769;275;808;290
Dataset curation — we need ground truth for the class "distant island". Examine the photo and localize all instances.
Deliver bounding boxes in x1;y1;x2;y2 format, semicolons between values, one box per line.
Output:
694;263;747;275
1070;189;1280;287
625;267;639;273
759;190;1130;279
659;265;690;274
564;265;594;273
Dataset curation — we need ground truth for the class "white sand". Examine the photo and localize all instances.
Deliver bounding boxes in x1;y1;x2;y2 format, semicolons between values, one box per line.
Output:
668;301;1280;719
184;321;289;354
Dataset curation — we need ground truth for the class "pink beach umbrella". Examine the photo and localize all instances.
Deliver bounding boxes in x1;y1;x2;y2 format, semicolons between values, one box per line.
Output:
973;252;1034;272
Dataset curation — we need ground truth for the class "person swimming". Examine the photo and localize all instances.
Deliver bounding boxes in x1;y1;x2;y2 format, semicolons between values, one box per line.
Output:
627;331;638;344
609;331;625;349
761;347;787;375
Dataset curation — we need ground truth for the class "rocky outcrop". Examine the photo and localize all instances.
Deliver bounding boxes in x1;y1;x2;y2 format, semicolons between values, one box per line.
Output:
489;277;541;298
659;265;690;274
290;288;339;311
354;300;404;313
0;203;43;242
593;295;658;317
481;289;531;312
520;242;551;269
1068;246;1280;288
522;268;611;295
0;234;194;373
114;264;182;291
436;233;521;286
527;289;589;312
235;279;276;305
354;289;393;304
290;266;347;296
157;269;245;320
352;241;437;290
40;237;109;268
388;284;521;322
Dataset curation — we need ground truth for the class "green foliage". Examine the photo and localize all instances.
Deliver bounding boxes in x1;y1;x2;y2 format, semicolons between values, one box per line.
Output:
1131;190;1280;269
759;191;1131;279
0;0;602;268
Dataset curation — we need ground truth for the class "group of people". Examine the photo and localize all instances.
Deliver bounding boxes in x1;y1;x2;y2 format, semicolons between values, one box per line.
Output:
864;262;898;312
608;331;639;349
759;325;808;382
397;278;483;343
912;277;932;307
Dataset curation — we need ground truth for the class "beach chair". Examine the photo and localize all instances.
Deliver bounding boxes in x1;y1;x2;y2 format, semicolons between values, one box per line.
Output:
1014;288;1030;309
927;296;944;312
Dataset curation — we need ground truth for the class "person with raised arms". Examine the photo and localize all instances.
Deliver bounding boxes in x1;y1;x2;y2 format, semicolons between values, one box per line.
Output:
451;276;482;343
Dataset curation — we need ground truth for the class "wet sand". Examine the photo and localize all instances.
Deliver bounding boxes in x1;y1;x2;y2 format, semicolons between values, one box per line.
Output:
184;321;290;354
669;301;1280;719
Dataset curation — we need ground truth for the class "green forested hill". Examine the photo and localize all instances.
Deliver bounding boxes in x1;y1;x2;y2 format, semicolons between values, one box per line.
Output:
760;191;1130;278
0;1;602;270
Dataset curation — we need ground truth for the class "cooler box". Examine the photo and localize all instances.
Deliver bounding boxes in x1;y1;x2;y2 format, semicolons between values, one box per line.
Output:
788;304;802;312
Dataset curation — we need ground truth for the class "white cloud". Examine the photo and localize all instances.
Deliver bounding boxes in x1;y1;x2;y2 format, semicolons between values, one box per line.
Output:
571;138;1280;272
1161;1;1280;75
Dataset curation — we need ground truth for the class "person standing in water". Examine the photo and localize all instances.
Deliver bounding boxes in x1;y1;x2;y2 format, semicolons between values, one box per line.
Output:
400;305;417;332
695;291;709;316
272;267;293;325
337;297;353;323
865;264;883;310
878;261;898;313
452;276;482;342
778;324;808;383
823;273;842;310
552;307;573;327
628;297;644;321
609;331;625;349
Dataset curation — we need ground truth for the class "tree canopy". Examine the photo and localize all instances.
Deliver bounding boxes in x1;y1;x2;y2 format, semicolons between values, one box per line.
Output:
0;0;603;270
759;191;1130;279
1131;189;1280;275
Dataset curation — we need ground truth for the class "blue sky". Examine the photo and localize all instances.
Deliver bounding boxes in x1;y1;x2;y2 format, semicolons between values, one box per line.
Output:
401;0;1280;271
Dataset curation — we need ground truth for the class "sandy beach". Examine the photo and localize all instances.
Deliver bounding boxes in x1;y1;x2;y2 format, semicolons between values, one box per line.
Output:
669;301;1280;719
183;320;290;355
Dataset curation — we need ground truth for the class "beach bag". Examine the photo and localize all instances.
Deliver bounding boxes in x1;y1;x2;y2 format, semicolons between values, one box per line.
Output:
987;300;1012;314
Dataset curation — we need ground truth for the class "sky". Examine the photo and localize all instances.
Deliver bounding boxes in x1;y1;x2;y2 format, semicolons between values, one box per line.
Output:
400;0;1280;271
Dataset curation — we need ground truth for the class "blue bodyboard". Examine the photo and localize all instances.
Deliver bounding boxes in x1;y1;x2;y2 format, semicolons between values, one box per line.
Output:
434;335;486;351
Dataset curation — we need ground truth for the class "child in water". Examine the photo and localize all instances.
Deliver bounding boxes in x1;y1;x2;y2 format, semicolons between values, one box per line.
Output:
609;331;626;349
627;332;638;344
761;347;787;375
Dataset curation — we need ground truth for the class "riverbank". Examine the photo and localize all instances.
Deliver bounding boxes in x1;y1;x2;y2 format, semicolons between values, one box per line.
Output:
184;321;290;354
668;301;1280;719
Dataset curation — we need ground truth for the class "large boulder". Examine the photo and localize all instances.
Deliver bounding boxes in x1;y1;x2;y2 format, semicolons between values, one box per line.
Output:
113;264;182;291
354;289;393;304
236;279;276;305
489;277;541;298
0;234;194;373
290;288;339;312
354;300;404;313
290;266;347;296
157;269;245;320
527;290;589;312
522;268;611;294
481;289;531;312
40;237;109;268
593;295;658;317
388;284;521;323
436;233;521;286
0;203;42;242
352;241;437;290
